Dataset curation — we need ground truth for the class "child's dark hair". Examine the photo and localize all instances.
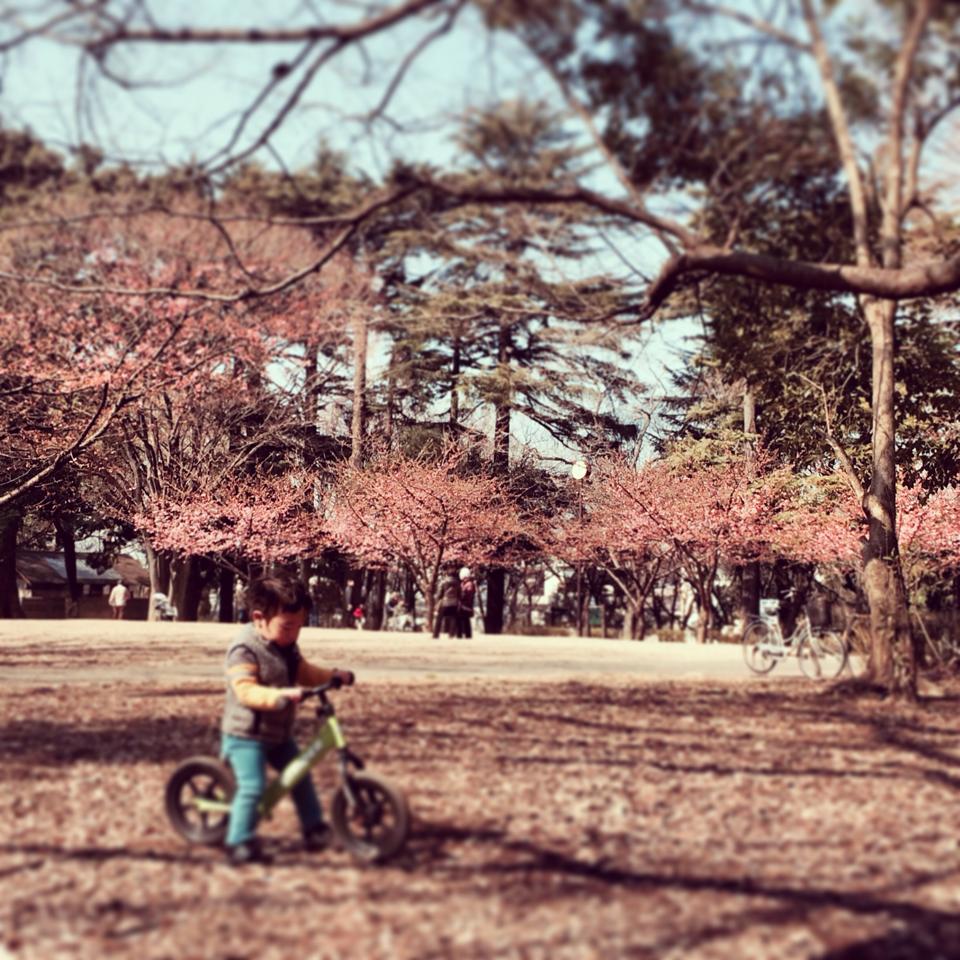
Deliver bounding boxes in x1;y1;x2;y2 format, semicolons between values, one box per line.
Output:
245;576;311;619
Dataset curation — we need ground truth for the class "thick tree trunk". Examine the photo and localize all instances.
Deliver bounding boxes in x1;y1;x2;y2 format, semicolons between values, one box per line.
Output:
0;509;23;618
54;517;81;611
403;569;417;629
484;568;505;636
172;556;204;622
863;299;916;698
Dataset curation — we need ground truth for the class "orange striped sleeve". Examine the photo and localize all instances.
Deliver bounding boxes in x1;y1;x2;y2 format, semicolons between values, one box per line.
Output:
228;661;286;710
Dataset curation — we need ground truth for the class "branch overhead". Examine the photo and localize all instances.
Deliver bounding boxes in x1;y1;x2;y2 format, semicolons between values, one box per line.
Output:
78;0;449;47
641;246;960;320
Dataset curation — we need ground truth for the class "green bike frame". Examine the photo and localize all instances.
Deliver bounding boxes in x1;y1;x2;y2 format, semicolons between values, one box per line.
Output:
192;713;348;820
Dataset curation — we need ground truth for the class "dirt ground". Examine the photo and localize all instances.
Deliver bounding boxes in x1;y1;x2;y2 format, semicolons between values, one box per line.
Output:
2;623;960;959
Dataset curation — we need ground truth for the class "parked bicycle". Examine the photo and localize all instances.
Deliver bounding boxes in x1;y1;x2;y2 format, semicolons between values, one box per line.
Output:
742;611;849;679
164;677;410;863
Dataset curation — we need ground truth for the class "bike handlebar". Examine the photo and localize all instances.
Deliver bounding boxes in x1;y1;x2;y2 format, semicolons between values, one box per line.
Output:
302;672;355;700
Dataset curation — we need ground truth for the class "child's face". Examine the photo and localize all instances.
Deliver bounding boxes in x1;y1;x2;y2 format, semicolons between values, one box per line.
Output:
253;608;306;646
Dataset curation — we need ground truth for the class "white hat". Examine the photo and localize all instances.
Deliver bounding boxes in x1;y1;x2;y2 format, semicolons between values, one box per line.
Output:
459;566;471;579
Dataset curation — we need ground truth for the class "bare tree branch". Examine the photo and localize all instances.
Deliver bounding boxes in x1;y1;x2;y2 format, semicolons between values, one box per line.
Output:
73;0;449;48
640;244;960;319
678;1;811;51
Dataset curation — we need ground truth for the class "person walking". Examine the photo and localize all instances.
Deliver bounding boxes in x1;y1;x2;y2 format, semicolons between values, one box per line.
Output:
456;566;476;639
432;567;460;639
108;581;130;620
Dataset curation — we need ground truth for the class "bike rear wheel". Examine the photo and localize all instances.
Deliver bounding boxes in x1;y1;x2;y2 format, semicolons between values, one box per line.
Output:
331;772;410;863
797;631;848;680
742;620;778;674
165;756;235;846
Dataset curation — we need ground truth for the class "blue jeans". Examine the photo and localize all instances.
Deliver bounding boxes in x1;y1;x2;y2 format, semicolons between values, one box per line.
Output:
222;734;324;847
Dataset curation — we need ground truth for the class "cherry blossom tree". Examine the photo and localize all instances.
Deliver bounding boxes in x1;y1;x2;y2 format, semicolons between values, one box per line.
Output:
895;481;960;594
548;459;676;640
327;447;526;626
553;448;869;642
136;469;329;570
11;200;378;610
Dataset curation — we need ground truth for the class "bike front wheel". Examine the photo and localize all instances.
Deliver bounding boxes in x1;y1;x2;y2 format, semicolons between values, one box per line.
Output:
742;620;778;674
797;631;848;680
331;772;410;863
165;756;235;846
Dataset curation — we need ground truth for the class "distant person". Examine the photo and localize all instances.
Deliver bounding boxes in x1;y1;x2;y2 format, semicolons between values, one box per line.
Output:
307;576;321;627
384;592;401;630
352;604;365;629
151;591;177;621
432;568;460;639
108;581;130;620
457;566;476;639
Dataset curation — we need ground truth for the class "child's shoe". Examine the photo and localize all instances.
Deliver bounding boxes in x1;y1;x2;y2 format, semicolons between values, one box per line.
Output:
227;839;272;866
303;823;333;852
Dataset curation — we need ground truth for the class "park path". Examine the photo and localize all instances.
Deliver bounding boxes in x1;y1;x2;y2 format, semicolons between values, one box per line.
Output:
0;618;822;686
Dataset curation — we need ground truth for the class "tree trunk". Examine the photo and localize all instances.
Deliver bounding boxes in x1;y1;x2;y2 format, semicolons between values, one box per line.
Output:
403;569;417;629
366;568;386;631
144;539;172;621
484;568;505;635
483;320;513;636
450;334;461;429
0;509;23;618
173;556;204;622
218;565;235;623
695;583;712;644
739;385;761;625
351;314;368;466
384;344;398;448
54;517;81;610
863;299;916;698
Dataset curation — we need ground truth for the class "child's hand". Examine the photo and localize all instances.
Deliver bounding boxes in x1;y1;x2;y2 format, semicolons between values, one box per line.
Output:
333;669;355;687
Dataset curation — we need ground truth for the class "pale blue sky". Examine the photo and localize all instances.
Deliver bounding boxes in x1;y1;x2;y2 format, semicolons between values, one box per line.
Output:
0;2;700;455
1;3;541;175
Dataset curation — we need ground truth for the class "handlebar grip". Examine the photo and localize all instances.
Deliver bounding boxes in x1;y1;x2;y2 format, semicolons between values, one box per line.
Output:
329;675;343;690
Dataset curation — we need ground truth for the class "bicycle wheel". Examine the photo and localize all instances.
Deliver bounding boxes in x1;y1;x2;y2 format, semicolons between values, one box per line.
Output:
331;772;410;863
742;620;778;674
165;756;235;846
797;631;848;680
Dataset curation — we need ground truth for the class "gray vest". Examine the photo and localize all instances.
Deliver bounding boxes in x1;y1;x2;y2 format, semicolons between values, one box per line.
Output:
221;624;300;744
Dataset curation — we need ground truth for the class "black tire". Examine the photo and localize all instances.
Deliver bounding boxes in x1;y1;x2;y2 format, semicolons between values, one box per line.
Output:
797;630;848;680
742;620;777;674
165;756;235;846
330;772;410;863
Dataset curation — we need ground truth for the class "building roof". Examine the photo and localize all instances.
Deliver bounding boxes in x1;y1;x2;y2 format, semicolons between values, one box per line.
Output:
16;551;123;587
112;554;151;588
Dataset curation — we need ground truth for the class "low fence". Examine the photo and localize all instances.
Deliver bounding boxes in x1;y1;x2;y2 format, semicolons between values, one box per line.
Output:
20;597;150;620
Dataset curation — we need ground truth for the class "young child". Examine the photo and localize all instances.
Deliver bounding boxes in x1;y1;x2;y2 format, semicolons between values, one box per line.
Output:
221;575;354;866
